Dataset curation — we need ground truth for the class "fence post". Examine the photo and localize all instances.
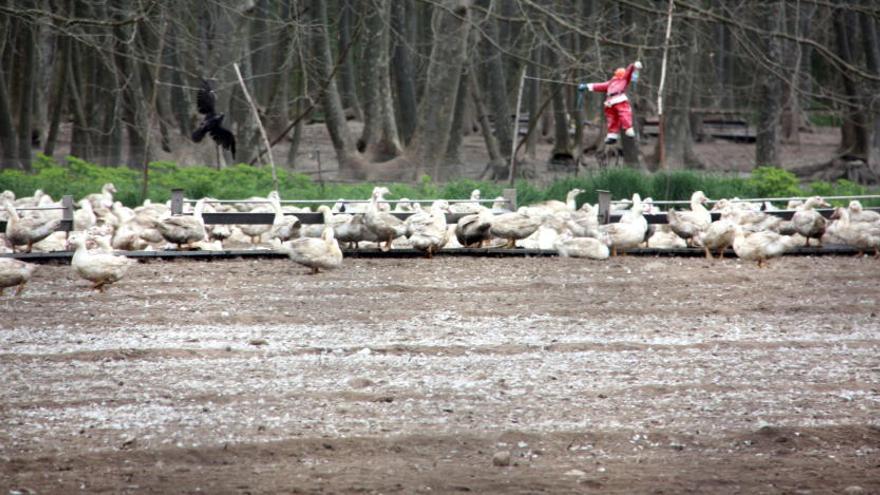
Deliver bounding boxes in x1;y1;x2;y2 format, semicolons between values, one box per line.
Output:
502;188;517;211
171;189;184;215
597;190;611;224
61;195;74;233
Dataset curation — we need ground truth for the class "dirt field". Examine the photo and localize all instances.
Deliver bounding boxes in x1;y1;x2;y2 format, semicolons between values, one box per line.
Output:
2;253;879;494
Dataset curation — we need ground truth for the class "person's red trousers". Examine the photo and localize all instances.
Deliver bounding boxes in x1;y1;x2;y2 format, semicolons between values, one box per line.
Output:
604;100;633;135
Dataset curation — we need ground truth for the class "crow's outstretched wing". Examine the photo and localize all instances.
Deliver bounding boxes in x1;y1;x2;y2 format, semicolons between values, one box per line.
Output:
196;79;216;116
209;125;236;158
191;120;210;142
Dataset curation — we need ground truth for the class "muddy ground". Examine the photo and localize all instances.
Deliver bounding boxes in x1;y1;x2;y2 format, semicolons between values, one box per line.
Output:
1;253;879;494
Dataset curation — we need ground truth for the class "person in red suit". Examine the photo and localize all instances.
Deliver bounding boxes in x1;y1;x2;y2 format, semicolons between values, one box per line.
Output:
579;61;643;145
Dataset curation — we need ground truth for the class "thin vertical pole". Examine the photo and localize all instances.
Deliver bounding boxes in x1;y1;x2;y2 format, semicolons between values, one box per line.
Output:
597;190;611;224
171;189;184;215
657;0;674;170
508;68;526;186
316;149;324;193
61;195;74;235
234;63;278;192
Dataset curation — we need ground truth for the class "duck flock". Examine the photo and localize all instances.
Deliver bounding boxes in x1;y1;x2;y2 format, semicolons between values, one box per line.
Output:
1;183;879;295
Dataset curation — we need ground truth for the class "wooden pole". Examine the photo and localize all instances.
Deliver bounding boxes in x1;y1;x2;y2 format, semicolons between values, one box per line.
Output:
233;63;278;192
508;68;526;186
657;0;675;170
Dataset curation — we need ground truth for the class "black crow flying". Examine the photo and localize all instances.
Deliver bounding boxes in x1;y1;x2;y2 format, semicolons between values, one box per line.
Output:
192;79;236;158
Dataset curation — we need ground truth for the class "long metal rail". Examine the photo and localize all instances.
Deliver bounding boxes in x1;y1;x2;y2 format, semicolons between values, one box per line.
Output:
0;195;75;233
0;244;864;264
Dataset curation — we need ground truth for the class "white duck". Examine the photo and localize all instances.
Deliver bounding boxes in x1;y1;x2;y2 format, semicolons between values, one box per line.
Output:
0;258;36;296
848;200;880;224
455;208;494;248
303;205;351;238
268;191;301;241
647;224;687;249
157;198;207;249
334;214;379;249
696;206;737;259
600;198;647;256
524;188;584;217
732;225;796;268
13;189;46;208
715;199;781;232
489;207;542;248
449;189;483;215
666;191;711;246
365;186;407;251
69;233;135;291
111;201;135;225
791;196;830;246
830;207;880;257
238;195;274;244
74;199;97;231
86;183;117;210
519;223;562;250
561;202;600;238
554;230;610;260
273;227;342;274
111;220;149;251
406;200;449;257
3;201;61;253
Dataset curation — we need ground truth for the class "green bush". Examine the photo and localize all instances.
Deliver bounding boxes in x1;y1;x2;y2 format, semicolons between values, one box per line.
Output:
1;158;877;209
747;166;802;198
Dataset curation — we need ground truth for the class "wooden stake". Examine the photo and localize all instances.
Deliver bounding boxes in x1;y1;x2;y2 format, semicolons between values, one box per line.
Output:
234;63;278;192
509;68;526;185
657;0;675;170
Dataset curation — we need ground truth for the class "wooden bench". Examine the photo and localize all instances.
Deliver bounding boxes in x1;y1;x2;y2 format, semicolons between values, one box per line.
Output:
642;110;756;143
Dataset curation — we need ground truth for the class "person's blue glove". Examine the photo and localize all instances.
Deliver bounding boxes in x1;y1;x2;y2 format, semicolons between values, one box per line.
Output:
631;71;639;83
577;82;587;92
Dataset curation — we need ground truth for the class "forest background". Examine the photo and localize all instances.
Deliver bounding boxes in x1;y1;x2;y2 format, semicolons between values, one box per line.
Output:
0;0;879;201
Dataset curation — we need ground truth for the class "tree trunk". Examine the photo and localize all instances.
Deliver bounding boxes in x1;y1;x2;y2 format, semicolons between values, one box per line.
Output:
113;13;147;169
832;6;869;161
444;67;469;165
391;0;417;145
228;19;260;165
525;48;540;159
44;2;71;158
310;0;365;178
0;68;17;168
546;22;570;163
779;2;809;144
405;0;472;180
358;0;401;161
169;66;191;137
478;1;511;160
100;60;123;166
68;43;91;160
358;3;380;151
652;13;700;170
469;64;504;178
755;1;783;167
860;2;880;172
338;0;362;121
16;15;36;170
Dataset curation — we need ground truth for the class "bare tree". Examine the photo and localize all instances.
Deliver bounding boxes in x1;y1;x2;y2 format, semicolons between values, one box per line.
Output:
755;1;783;167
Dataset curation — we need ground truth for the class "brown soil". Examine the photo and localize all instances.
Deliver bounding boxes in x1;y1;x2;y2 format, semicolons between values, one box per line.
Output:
2;254;879;494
